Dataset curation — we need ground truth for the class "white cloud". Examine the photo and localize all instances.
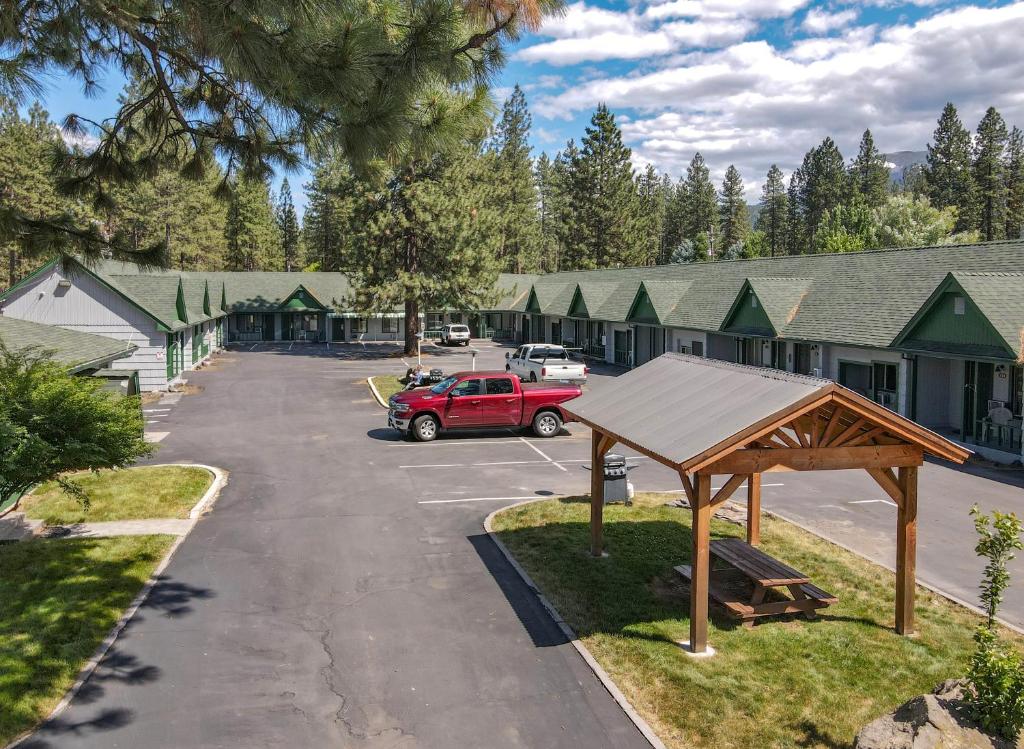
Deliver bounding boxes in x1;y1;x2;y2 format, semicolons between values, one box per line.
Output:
61;129;99;152
531;2;1024;199
644;0;811;20
801;7;858;34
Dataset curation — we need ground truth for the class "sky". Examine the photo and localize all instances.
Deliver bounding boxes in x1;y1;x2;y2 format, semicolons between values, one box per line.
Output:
29;0;1024;212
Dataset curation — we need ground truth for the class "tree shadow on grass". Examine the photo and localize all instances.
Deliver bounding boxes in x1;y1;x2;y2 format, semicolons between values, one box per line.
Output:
0;537;213;747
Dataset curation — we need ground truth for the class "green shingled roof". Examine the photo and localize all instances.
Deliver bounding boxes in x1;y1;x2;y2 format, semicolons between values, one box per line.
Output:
569;281;624;319
104;274;188;331
486;274;538;312
0;316;135;372
629;279;691;324
953;272;1024;358
522;240;1024;352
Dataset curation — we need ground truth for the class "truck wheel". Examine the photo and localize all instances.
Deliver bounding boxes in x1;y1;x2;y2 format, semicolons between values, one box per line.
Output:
412;415;439;442
529;372;538;383
533;411;562;438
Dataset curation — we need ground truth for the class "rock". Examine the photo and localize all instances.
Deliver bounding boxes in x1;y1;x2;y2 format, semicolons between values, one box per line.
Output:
666;497;748;525
854;680;1022;749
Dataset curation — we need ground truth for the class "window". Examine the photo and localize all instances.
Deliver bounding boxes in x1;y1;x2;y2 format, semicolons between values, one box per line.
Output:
382;317;398;333
872;362;899;409
352;317;366;334
529;347;568;362
486;378;515;395
1012;365;1023;416
449;313;464;324
770;340;785;370
735;338;763;366
953;295;966;315
838;361;872;397
450;378;482;397
426;313;443;329
237;314;259;333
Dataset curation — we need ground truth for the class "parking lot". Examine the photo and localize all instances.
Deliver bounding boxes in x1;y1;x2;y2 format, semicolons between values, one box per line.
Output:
34;337;1023;749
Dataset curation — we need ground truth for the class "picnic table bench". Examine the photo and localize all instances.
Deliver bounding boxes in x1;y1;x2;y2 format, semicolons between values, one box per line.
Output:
675;538;836;626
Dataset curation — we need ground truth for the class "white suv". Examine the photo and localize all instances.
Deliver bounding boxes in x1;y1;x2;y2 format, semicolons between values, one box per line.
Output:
440;324;471;346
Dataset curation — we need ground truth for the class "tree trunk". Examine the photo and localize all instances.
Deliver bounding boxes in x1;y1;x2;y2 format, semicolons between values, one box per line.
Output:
8;248;16;289
404;297;419;355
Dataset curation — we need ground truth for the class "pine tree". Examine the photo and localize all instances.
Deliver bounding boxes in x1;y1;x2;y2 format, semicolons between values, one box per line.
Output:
534;152;560;272
0;101;77;287
1005;127;1024;240
488;85;543;273
224;178;280;271
573;105;645;268
275;179;300;272
850;130;890;207
926;103;978;233
348;149;504;353
756;164;788;257
301;155;361;271
661;177;688;264
718;165;749;252
683;153;719;254
636;165;666;266
973;106;1008;242
799;137;846;246
553;141;588;270
785;169;806;255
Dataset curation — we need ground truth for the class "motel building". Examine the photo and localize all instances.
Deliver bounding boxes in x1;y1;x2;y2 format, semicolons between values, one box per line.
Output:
1;242;1022;464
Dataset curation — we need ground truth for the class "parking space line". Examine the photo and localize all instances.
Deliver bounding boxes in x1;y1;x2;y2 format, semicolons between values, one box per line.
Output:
386;440;525;447
518;437;568;472
849;498;897;507
249;343;259;351
418;495;552;504
399;463;464;469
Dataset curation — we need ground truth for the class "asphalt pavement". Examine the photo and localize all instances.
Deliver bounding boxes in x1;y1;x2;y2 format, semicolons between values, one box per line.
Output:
22;339;1024;748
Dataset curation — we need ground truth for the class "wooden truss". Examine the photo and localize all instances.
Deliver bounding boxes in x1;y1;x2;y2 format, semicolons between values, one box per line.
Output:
586;385;969;654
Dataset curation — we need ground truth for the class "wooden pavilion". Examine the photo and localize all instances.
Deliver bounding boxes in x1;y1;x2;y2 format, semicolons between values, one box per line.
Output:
564;353;970;654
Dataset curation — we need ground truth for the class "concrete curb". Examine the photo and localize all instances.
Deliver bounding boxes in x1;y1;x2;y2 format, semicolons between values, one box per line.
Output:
366;376;389;409
483;498;668;749
4;463;229;749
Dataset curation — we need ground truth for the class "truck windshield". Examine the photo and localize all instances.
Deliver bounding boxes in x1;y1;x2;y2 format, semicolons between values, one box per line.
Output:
431;376;459;394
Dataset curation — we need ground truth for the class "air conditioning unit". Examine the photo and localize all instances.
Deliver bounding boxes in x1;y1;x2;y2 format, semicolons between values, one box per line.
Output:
678;343;690;355
987;400;1005;412
812;368;822;377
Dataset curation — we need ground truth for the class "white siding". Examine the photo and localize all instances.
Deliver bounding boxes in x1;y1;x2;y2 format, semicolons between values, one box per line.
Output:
666;328;708;356
1;265;170;391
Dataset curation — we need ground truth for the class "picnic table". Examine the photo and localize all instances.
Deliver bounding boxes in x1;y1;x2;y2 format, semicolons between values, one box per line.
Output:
675;538;836;626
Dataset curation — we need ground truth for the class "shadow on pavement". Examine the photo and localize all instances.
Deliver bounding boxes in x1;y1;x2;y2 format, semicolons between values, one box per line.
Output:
466;533;570;649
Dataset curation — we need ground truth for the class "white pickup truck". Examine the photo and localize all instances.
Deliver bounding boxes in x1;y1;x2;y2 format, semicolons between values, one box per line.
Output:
505;344;588;383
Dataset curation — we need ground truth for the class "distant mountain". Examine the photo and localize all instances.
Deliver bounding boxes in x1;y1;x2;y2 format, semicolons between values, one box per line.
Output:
884;150;927;185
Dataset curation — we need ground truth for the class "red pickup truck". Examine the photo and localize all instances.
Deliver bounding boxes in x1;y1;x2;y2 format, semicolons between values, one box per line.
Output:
387;371;581;441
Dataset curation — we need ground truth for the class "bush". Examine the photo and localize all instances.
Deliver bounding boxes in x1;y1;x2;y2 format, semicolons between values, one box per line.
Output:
965;506;1024;741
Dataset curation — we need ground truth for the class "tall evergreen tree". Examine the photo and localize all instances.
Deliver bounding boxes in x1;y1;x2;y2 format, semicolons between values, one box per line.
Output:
636;165;666;266
552;141;587;270
534;152;561;272
718;165;749;252
275;179;300;272
348;148;504;354
1005;126;1024;240
224;178;280;271
850;129;890;207
756;164;788;257
572;105;644;268
661;177;688;264
682;153;719;254
926;103;978;233
488;85;542;273
973;106;1008;242
0;101;79;287
799;137;846;247
785;169;806;255
302;156;361;271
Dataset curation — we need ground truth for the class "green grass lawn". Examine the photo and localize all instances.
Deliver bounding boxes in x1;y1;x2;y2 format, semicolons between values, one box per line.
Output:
370;374;406;404
21;466;212;524
0;535;175;745
491;494;1024;749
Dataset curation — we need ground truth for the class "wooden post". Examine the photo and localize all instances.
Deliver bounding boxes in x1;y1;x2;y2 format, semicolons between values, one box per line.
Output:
590;430;610;557
895;465;918;635
746;472;761;546
689;473;712;653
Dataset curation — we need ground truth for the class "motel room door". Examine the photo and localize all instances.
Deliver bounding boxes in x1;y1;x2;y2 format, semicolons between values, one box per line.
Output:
262;313;276;341
281;313;294;341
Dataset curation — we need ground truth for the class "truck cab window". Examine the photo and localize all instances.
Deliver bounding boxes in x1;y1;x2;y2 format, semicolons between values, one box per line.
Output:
450;379;482;397
486;378;515;395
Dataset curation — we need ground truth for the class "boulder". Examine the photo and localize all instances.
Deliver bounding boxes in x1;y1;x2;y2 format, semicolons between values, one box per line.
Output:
854;680;1022;749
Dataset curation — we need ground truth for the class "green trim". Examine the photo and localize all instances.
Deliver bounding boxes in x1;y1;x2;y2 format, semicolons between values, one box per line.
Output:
567;286;589;318
202;281;212;317
720;280;777;337
279;285;328;312
220;282;228;313
75;260;174;333
528;284;544;311
892;273;1014;359
175;279;189;324
625;283;661;325
0;258;59;299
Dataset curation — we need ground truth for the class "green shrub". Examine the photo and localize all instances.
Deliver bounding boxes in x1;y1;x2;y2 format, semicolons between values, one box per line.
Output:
965;506;1024;741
